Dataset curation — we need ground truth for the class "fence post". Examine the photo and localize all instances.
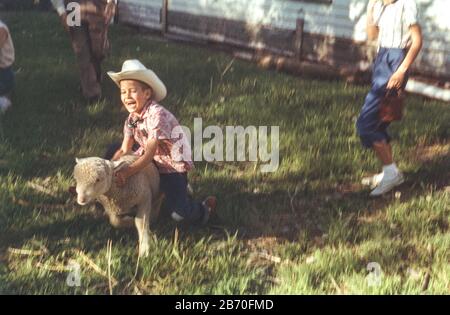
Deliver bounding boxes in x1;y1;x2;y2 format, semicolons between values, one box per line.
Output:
161;0;168;34
294;18;304;61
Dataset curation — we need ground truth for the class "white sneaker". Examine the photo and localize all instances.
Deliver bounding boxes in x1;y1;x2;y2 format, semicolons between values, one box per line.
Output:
370;172;404;197
361;172;384;189
0;97;11;113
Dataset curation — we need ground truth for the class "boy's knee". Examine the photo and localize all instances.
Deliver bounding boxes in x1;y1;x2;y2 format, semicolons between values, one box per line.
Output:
358;131;390;149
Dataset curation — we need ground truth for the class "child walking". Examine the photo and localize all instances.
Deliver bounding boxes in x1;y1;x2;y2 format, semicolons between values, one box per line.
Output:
107;59;216;225
357;0;422;196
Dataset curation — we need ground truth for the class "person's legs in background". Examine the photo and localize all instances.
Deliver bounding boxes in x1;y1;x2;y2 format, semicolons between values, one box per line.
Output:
69;23;102;102
86;5;108;85
356;48;405;196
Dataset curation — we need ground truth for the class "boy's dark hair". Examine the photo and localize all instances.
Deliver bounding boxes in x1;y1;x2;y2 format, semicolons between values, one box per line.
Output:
135;80;152;92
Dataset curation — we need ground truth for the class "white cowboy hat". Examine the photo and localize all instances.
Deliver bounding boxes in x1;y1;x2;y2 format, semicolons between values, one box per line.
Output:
107;59;167;102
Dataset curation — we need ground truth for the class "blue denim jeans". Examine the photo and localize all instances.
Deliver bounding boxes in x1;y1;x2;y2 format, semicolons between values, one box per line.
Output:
160;172;206;224
356;48;408;148
0;66;14;96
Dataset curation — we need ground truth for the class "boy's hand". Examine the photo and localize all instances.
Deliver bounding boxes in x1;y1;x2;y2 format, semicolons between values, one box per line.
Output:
115;169;129;187
387;70;405;90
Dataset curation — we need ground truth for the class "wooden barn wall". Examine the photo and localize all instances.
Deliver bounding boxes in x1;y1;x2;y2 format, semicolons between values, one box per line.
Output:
118;0;450;79
118;0;162;30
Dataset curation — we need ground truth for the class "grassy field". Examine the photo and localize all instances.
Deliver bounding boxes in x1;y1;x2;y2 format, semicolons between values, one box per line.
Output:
0;11;449;295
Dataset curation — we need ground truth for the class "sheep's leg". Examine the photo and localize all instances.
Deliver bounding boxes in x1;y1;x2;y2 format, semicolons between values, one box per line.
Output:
107;210;135;229
135;199;152;257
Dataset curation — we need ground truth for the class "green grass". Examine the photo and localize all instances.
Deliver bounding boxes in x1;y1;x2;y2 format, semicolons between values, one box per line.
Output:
0;11;449;294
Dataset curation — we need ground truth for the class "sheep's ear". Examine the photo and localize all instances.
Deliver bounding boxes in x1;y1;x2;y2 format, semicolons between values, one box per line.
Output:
112;160;127;171
75;157;87;164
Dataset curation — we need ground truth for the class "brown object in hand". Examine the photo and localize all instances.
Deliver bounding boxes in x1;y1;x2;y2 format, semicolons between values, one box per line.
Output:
379;89;405;123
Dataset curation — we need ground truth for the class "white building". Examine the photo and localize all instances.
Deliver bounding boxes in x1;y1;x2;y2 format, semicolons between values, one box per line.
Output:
117;0;450;80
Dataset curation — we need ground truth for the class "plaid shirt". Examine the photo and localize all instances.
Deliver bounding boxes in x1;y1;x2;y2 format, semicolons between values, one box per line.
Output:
124;101;193;174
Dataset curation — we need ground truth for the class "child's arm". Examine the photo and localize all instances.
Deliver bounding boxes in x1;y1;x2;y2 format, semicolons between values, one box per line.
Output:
387;24;423;90
0;27;8;48
115;138;158;186
366;0;379;42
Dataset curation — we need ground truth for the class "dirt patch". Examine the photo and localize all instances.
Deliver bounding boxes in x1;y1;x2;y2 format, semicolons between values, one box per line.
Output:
412;143;449;163
245;236;280;252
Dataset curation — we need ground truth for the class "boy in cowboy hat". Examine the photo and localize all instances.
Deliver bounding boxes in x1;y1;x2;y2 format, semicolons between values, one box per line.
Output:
107;59;216;225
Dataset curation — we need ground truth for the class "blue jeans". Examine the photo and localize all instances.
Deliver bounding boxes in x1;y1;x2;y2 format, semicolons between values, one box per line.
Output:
160;172;207;224
356;48;408;148
0;66;14;96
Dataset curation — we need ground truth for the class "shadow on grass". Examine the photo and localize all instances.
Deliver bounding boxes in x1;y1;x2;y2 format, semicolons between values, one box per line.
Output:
198;153;449;246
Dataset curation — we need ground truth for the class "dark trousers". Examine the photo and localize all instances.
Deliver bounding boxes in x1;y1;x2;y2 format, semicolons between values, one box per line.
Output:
160;172;206;224
356;48;408;148
0;66;14;96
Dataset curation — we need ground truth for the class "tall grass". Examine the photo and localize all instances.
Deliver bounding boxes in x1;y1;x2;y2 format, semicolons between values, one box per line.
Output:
0;11;448;294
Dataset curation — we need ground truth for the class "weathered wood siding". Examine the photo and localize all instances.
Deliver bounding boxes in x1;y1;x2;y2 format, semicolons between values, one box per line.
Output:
118;0;162;30
118;0;450;79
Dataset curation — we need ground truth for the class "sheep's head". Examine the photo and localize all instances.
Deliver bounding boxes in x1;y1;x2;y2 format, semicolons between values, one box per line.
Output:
73;157;115;205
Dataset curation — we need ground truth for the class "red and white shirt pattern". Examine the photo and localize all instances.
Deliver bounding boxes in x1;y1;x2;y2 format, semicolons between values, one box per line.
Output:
124;101;193;174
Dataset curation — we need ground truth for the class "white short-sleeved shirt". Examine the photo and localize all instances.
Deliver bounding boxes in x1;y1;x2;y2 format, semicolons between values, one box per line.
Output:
374;0;418;49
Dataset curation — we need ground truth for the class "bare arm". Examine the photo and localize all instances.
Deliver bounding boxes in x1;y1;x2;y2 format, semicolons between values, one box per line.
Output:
366;0;379;42
397;24;423;74
0;28;8;47
387;24;423;89
115;138;158;186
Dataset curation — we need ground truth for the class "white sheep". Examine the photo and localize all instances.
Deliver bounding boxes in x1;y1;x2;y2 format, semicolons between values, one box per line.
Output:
73;155;161;257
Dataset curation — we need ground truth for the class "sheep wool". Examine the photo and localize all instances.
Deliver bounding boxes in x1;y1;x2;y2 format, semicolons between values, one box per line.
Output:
73;155;161;257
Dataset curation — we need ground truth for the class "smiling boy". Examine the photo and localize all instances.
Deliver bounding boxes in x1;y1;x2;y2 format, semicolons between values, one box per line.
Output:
107;59;216;225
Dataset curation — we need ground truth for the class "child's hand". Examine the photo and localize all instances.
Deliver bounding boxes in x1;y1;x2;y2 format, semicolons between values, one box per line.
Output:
387;70;405;90
115;170;128;187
